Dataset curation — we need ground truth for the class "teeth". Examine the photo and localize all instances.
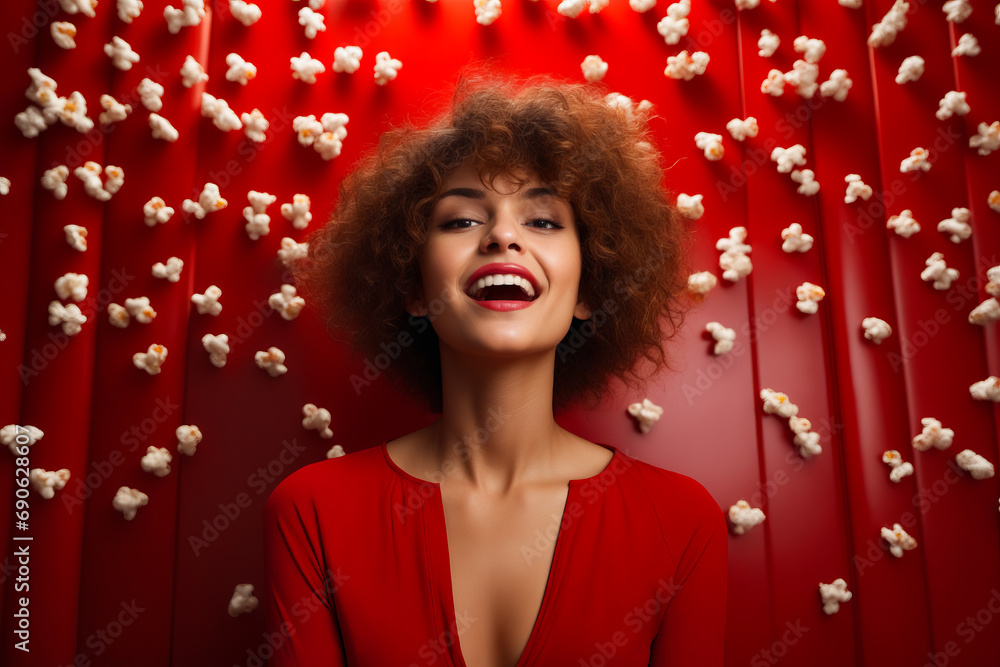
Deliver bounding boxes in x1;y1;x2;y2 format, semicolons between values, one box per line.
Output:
468;274;536;300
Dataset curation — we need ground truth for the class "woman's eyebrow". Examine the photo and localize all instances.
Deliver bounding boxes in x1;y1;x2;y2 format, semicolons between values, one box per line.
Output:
437;186;561;201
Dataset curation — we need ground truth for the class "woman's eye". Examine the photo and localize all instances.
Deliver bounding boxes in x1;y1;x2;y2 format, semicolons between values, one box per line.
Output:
531;218;563;229
441;218;563;229
442;218;478;229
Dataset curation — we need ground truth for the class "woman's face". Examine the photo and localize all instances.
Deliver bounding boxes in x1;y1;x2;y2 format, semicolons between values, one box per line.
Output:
405;160;592;360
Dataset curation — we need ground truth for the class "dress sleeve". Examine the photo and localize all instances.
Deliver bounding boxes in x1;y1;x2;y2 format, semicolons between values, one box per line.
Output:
648;494;729;666
263;479;348;666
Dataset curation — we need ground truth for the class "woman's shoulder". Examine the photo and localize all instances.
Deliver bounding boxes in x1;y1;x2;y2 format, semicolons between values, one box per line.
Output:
616;450;724;525
265;442;387;509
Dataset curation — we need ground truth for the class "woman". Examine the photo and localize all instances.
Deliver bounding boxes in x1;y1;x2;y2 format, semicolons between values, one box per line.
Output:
264;65;727;666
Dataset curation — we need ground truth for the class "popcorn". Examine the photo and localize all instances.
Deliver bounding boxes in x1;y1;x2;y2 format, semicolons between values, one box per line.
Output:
164;0;206;33
230;0;262;26
42;165;69;199
201;92;242;132
15;106;47;138
839;175;871;204
862;317;892;344
133;343;168;375
255;347;288;377
920;252;959;290
125;296;156;324
26;67;58;108
970;376;1000;401
327;444;346;458
278;237;309;268
136;78;164;113
726;117;758;141
952;34;980;57
676;193;704;220
243;190;277;240
760;388;798;418
152;257;184;282
180;55;208;87
664;50;709;80
104;36;140;71
791;169;819;196
281;194;312;229
758;29;779;58
50;22;77;49
820;70;852;101
104;165;124;196
761;69;786;96
225;53;256;85
705;322;736;355
900;147;930;173
912;417;954;451
55;272;88;302
48;301;87;335
1;425;44;456
969;121;999;157
64;224;87;251
302;403;334;438
735;0;776;8
886;209;921;238
605;92;653;121
793;35;826;64
113;486;148;520
581;55;608;82
942;0;972;22
30;468;70;499
937;207;971;244
627;397;663;434
290;52;326;84
140;446;172;477
268;284;305;320
630;0;656;10
771;144;807;173
694;132;724;160
839;1;862;8
374;51;402;85
728;500;765;535
896;56;925;84
202;333;230;368
73;161;111;200
191;285;223;315
868;0;909;48
99;94;132;125
557;0;608;16
144;196;175;226
780;222;813;253
687;271;718;298
657;0;691;45
475;0;501;25
0;177;7;195
109;304;129;328
182;183;227;219
298;7;326;38
783;60;819;98
58;0;96;16
149;113;179;142
990;190;1000;213
819;579;852;615
118;0;143;23
881;523;917;557
789;418;822;458
333;46;363;73
228;584;259;617
882;450;914;483
936;91;970;121
716;227;753;282
176;424;203;455
969;297;1000;326
294;113;349;160
795;282;825;314
955;449;994;480
241;108;268;143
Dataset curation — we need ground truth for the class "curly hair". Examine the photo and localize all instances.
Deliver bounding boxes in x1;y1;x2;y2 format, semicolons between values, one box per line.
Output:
291;62;696;415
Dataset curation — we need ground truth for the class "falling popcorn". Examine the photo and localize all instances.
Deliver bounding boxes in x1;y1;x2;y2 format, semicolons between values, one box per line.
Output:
373;51;402;85
868;0;909;48
819;579;852;615
726;117;758;141
229;583;259;617
333;46;363;73
164;0;207;34
152;257;184;283
664;50;709;80
255;347;288;377
937;208;971;244
911;417;954;451
55;272;88;302
42;166;69;199
180;55;208;87
581;55;608;82
900;147;930;173
281;194;312;229
244;190;277;240
144;197;175;226
475;0;502;25
133;344;168;375
880;523;917;558
177;425;203;456
48;301;86;336
269;284;305;320
242;109;269;143
760;388;799;418
225;53;256;86
687;271;717;298
895;56;924;84
705;322;736;355
716;227;752;282
50;21;77;49
113;486;149;520
657;0;690;45
771;144;807;173
191;285;223;316
104;36;140;71
627;398;663;433
780;223;813;253
230;0;262;26
758;29;779;57
882;450;914;483
141;446;172;477
861;317;892;344
302;403;334;438
955;449;994;480
694;132;724;160
728;500;765;535
920;252;958;290
844;174;872;203
675;193;704;220
970;376;1000;402
64;225;87;251
30;468;71;499
182;183;228;219
202;333;230;368
969;122;999;157
886;209;920;238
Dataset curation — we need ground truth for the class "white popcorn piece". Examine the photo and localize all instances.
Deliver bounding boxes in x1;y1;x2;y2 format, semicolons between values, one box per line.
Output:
793;35;826;64
225;53;257;86
229;583;259;617
15;106;47;138
795;282;826;314
820;69;852;102
113;486;148;520
278;237;309;268
103;165;124;196
630;0;656;11
726;117;758;141
144;196;175;226
627;397;664;434
42;165;70;200
760;388;798;418
475;0;502;25
30;468;70;499
133;343;168;375
969;297;1000;326
241;108;268;143
50;22;77;49
996;2;1000;24
374;51;402;85
839;0;863;8
125;296;156;324
989;190;1000;213
74;161;112;201
952;33;980;57
180;55;208;88
912;417;954;451
791;169;819;196
862;317;892;344
881;523;917;557
605;93;653;122
896;55;925;84
581;55;608;82
664;50;709;80
182;183;228;219
313;113;350;160
936;91;970;121
901;147;931;172
25;67;58;106
694;132;724;161
687;271;718;298
164;0;206;34
780;222;813;253
48;301;87;336
58;0;96;16
937;207;971;244
118;0;143;22
657;0;691;46
55;272;89;302
108;303;129;328
868;0;909;48
956;449;994;480
137;78;164;113
255;347;288;377
290;52;326;84
202;333;230;368
886;209;921;238
969;122;999;157
0;177;7;195
920;252;959;290
281;194;313;229
771;144;807;173
140;446;172;477
983;265;999;298
149;113;179;142
201;92;242;132
230;0;262;26
557;0;601;17
728;500;765;535
64;224;87;251
970;376;1000;401
55;90;95;134
105;36;140;71
152;257;184;282
758;29;779;58
99;94;132;125
705;322;736;355
244;190;277;240
1;424;44;456
716;227;753;282
191;285;223;315
734;0;777;8
819;579;852;615
676;193;704;220
298;6;326;38
844;174;872;203
176;425;203;456
882;450;914;483
788;416;821;458
943;0;972;22
268;284;305;320
327;444;346;459
302;403;334;438
783;60;819;98
333;46;363;73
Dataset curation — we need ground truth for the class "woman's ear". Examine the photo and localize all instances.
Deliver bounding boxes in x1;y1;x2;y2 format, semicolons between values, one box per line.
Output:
574;297;593;320
404;289;428;318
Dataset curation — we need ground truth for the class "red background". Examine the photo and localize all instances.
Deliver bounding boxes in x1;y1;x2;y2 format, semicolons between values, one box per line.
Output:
1;0;998;665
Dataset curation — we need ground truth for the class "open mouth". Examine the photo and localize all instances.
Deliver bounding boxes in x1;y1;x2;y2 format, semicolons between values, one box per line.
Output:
468;284;538;302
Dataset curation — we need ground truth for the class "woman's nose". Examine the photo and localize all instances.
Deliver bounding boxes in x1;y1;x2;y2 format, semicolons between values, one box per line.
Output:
481;206;523;251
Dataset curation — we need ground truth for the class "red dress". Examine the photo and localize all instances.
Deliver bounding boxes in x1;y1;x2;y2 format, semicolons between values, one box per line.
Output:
263;440;728;666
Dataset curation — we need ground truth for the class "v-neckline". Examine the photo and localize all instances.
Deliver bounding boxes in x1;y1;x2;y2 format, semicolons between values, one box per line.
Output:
380;439;619;667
